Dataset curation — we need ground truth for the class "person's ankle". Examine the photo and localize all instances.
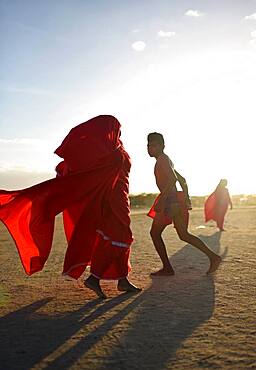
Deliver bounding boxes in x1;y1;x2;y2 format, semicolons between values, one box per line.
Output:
163;266;173;271
118;277;129;285
87;275;99;284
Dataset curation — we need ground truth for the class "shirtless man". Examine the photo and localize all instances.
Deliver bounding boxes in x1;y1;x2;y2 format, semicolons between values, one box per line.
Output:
147;132;221;276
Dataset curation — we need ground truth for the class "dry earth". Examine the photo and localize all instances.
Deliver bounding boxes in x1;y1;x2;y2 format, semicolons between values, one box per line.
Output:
0;207;255;370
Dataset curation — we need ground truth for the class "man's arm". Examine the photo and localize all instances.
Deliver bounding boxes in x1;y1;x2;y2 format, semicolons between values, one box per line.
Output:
174;170;192;210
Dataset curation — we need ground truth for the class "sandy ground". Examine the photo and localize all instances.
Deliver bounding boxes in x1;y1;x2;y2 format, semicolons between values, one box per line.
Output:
0;207;256;370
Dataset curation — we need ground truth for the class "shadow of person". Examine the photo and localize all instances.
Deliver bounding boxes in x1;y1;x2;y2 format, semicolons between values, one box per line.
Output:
171;230;224;274
0;293;133;370
0;298;53;370
0;232;223;370
61;232;223;370
92;231;223;370
30;232;223;370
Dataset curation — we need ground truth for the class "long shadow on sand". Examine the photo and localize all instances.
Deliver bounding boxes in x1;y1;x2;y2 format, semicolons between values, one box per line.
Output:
0;232;223;370
0;293;134;370
97;231;224;370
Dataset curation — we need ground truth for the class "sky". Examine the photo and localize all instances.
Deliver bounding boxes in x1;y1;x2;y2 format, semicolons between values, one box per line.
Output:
0;0;256;195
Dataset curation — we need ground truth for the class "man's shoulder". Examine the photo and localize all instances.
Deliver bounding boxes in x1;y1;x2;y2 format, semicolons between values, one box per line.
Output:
157;153;174;167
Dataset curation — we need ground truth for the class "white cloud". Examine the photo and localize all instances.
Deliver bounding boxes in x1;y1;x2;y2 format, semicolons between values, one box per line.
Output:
249;38;256;47
158;30;176;38
0;138;46;145
244;13;256;20
0;137;58;173
0;85;55;96
185;9;204;17
131;41;146;52
5;20;72;43
248;30;256;47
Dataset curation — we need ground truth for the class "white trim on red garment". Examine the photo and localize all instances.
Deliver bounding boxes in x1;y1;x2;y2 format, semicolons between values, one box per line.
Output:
62;262;88;278
96;229;130;248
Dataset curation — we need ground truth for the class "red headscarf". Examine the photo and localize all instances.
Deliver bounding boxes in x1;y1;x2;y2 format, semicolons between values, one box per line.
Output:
55;115;122;173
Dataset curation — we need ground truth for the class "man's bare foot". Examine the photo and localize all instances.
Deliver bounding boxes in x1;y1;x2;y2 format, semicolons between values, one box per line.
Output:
150;268;175;277
84;275;107;299
207;255;222;274
117;278;142;293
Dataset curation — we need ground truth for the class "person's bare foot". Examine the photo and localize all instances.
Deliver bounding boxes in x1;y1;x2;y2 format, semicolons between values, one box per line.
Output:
150;268;175;277
207;255;222;274
84;275;107;299
117;278;142;293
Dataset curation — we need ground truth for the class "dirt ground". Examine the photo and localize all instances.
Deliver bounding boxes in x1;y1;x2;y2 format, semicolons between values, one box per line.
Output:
0;207;255;370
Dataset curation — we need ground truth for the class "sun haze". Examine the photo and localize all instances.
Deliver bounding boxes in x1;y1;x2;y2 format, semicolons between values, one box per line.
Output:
0;1;255;195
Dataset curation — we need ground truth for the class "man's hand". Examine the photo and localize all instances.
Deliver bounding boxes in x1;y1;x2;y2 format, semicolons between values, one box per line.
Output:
186;197;193;210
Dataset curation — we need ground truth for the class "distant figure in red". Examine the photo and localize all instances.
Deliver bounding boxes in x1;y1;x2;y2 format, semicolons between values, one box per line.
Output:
204;179;233;231
0;115;141;299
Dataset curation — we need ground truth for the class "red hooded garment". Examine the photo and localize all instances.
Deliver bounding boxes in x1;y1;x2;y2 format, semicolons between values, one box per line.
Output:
204;187;231;230
0;115;132;280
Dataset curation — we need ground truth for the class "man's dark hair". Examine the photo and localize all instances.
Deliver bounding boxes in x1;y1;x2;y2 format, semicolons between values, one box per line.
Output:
147;132;165;146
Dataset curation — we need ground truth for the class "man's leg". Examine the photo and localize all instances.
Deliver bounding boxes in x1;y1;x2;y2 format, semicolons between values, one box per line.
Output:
150;214;175;275
173;212;221;274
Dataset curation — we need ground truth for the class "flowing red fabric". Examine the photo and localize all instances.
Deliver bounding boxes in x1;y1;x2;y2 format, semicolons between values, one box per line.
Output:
147;191;189;228
0;115;133;279
204;187;230;229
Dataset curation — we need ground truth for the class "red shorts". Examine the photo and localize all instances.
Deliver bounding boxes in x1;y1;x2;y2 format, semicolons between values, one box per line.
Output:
147;191;189;228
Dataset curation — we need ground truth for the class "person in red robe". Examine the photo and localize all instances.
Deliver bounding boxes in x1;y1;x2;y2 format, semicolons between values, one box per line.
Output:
0;115;141;299
204;179;233;231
